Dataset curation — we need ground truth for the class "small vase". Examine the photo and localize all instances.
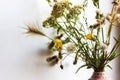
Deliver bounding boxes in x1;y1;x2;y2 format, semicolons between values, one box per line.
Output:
89;72;112;80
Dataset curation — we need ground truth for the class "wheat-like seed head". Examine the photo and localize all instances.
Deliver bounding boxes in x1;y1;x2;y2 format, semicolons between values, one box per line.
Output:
25;23;45;36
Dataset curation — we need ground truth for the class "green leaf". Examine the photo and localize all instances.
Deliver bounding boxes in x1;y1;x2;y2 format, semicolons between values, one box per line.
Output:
106;65;112;69
87;65;92;69
62;38;70;44
75;64;87;73
108;51;119;61
92;0;99;8
96;59;101;67
83;0;88;7
46;0;51;3
57;27;61;34
113;37;119;42
46;0;52;7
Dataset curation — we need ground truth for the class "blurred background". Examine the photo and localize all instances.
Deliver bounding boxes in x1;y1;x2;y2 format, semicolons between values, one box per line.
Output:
0;0;119;80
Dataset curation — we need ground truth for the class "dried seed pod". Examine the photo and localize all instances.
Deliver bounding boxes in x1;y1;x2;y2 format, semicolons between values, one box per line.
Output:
46;55;57;62
89;25;94;29
54;0;57;2
73;55;78;65
56;34;63;39
60;64;64;69
73;60;77;65
49;57;59;66
58;52;62;59
48;41;55;50
112;1;120;6
90;20;105;29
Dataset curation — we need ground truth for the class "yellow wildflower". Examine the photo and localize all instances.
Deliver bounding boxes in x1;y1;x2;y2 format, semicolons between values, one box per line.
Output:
86;33;94;40
54;39;62;49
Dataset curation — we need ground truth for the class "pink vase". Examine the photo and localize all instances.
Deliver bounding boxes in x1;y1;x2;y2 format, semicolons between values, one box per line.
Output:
89;72;112;80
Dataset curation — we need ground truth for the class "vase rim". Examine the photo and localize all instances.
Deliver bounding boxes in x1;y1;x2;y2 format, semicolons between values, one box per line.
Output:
94;71;105;73
93;72;106;73
94;72;105;73
93;72;107;75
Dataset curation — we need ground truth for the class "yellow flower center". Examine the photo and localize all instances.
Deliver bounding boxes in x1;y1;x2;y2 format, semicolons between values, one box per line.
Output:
54;39;62;49
86;33;93;40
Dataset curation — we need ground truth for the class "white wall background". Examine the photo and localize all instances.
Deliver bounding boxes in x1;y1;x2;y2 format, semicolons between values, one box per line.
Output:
0;0;118;80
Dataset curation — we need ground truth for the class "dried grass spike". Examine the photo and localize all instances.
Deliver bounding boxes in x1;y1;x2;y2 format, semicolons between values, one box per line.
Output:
25;23;45;36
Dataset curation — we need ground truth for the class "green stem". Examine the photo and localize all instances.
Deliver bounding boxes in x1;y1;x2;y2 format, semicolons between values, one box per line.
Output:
101;28;104;43
106;23;112;45
55;21;78;46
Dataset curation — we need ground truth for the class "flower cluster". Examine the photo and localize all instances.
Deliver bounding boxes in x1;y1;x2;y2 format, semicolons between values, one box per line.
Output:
51;0;71;18
25;0;120;72
67;5;82;19
43;0;83;29
43;16;57;28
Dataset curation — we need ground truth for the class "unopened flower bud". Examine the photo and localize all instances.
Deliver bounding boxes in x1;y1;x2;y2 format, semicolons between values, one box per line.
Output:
96;10;102;15
106;14;112;22
73;59;77;65
60;64;64;69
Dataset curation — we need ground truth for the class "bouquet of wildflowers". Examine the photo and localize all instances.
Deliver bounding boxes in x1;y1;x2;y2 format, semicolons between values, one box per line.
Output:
25;0;120;72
